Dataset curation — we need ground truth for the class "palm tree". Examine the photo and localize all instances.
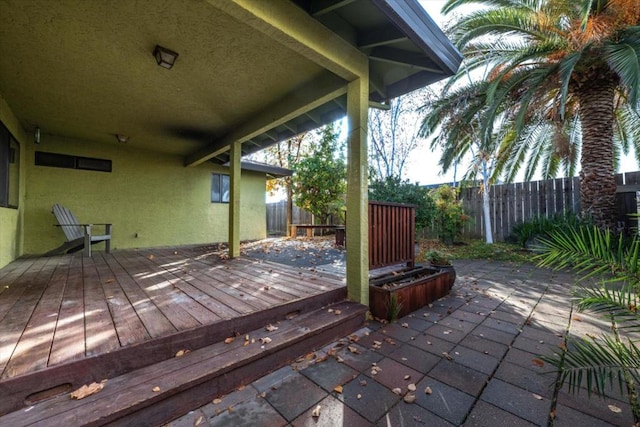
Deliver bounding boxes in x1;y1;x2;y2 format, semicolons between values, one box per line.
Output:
437;0;640;229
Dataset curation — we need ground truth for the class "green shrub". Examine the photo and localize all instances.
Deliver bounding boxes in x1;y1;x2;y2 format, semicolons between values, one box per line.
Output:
510;211;587;247
430;185;470;244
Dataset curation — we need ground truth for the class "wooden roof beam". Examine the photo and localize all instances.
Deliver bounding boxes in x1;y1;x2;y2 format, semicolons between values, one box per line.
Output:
185;72;347;167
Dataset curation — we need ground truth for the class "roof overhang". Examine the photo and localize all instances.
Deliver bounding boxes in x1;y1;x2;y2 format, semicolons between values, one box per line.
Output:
0;0;461;166
239;161;293;179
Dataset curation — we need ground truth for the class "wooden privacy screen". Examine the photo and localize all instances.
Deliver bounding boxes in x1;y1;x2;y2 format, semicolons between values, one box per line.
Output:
369;201;416;270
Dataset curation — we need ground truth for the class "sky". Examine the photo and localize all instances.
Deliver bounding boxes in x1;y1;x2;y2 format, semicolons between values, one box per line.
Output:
403;1;464;186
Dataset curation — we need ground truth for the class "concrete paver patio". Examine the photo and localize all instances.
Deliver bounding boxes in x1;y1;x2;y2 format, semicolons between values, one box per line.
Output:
168;258;636;426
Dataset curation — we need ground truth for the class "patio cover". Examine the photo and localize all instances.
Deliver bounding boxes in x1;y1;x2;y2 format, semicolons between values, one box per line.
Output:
0;0;462;304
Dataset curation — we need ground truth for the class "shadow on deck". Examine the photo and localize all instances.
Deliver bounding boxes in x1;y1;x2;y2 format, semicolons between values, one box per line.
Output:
0;245;366;423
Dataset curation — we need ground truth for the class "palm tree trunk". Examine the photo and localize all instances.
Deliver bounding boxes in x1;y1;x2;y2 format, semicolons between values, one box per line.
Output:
577;78;617;230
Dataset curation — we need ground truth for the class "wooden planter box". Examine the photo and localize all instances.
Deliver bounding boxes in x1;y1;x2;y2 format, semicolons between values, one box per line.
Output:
369;265;455;320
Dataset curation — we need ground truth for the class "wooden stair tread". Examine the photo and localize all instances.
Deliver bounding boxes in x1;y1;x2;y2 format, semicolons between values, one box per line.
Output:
1;300;367;426
0;288;347;417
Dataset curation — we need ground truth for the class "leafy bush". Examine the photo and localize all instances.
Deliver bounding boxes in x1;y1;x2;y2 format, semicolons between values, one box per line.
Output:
368;176;436;231
510;211;587;247
430;185;470;244
293;125;346;223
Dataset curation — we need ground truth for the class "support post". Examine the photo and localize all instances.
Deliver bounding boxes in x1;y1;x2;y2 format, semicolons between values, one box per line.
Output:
346;77;369;304
228;140;241;258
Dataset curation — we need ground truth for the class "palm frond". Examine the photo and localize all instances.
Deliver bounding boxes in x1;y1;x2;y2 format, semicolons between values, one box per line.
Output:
604;40;640;105
544;334;640;399
577;285;640;331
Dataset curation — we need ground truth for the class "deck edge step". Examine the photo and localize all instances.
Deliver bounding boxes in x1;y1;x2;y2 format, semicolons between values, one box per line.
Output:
0;288;347;417
1;301;367;426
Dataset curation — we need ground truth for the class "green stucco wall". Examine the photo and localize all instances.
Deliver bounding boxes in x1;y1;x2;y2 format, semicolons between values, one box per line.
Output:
22;135;267;255
0;95;26;268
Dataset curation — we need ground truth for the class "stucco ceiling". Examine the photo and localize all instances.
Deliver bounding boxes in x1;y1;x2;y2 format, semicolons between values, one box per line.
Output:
0;0;461;164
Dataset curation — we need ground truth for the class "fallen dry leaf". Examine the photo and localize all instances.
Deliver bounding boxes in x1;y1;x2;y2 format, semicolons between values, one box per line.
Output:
531;358;545;367
148;254;155;260
265;324;278;332
425;387;432;395
348;346;361;354
70;382;105;400
311;405;322;418
608;404;622;413
334;310;342;315
333;385;343;394
224;337;234;344
357;393;362;399
315;354;328;363
408;384;417;392
404;375;411;380
152;386;161;392
404;393;416;403
401;323;409;328
212;398;222;404
532;394;543;400
260;337;272;344
442;352;453;361
392;388;402;395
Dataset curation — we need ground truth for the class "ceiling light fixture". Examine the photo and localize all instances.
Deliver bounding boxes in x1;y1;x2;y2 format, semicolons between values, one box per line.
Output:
153;45;179;69
115;134;129;143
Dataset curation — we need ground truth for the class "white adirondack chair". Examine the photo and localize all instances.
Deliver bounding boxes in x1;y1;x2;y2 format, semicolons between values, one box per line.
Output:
47;204;112;256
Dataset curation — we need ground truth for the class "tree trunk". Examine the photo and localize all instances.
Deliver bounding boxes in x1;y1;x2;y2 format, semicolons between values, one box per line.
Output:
286;182;293;237
482;179;493;244
577;77;617;230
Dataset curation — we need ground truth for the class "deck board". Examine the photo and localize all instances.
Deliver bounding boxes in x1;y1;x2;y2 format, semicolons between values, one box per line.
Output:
49;256;86;366
0;246;345;386
102;252;177;338
93;252;150;347
112;251;201;331
2;256;68;378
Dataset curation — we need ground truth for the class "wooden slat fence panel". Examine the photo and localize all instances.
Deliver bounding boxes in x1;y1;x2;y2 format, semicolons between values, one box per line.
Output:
458;171;640;241
266;201;312;235
368;201;415;270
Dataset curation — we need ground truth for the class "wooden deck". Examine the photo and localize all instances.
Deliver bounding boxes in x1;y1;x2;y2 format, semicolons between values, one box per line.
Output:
0;245;346;415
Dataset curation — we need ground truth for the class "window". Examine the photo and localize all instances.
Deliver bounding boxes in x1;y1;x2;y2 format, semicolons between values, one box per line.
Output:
35;151;112;172
211;173;230;203
0;122;19;208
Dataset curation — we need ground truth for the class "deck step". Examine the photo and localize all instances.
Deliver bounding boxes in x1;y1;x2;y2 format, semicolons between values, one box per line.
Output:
0;300;367;427
0;287;347;417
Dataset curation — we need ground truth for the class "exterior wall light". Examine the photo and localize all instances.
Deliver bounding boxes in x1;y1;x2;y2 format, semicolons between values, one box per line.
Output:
153;45;179;69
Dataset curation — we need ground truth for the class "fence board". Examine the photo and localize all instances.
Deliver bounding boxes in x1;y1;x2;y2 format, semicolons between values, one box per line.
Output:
368;201;415;269
457;171;640;241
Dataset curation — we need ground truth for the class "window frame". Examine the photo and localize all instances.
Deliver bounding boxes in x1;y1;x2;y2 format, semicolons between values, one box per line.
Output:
0;122;19;209
211;173;230;203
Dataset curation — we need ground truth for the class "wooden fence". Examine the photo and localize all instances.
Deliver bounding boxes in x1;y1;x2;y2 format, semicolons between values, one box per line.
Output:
369;201;415;269
459;171;640;241
266;201;312;235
